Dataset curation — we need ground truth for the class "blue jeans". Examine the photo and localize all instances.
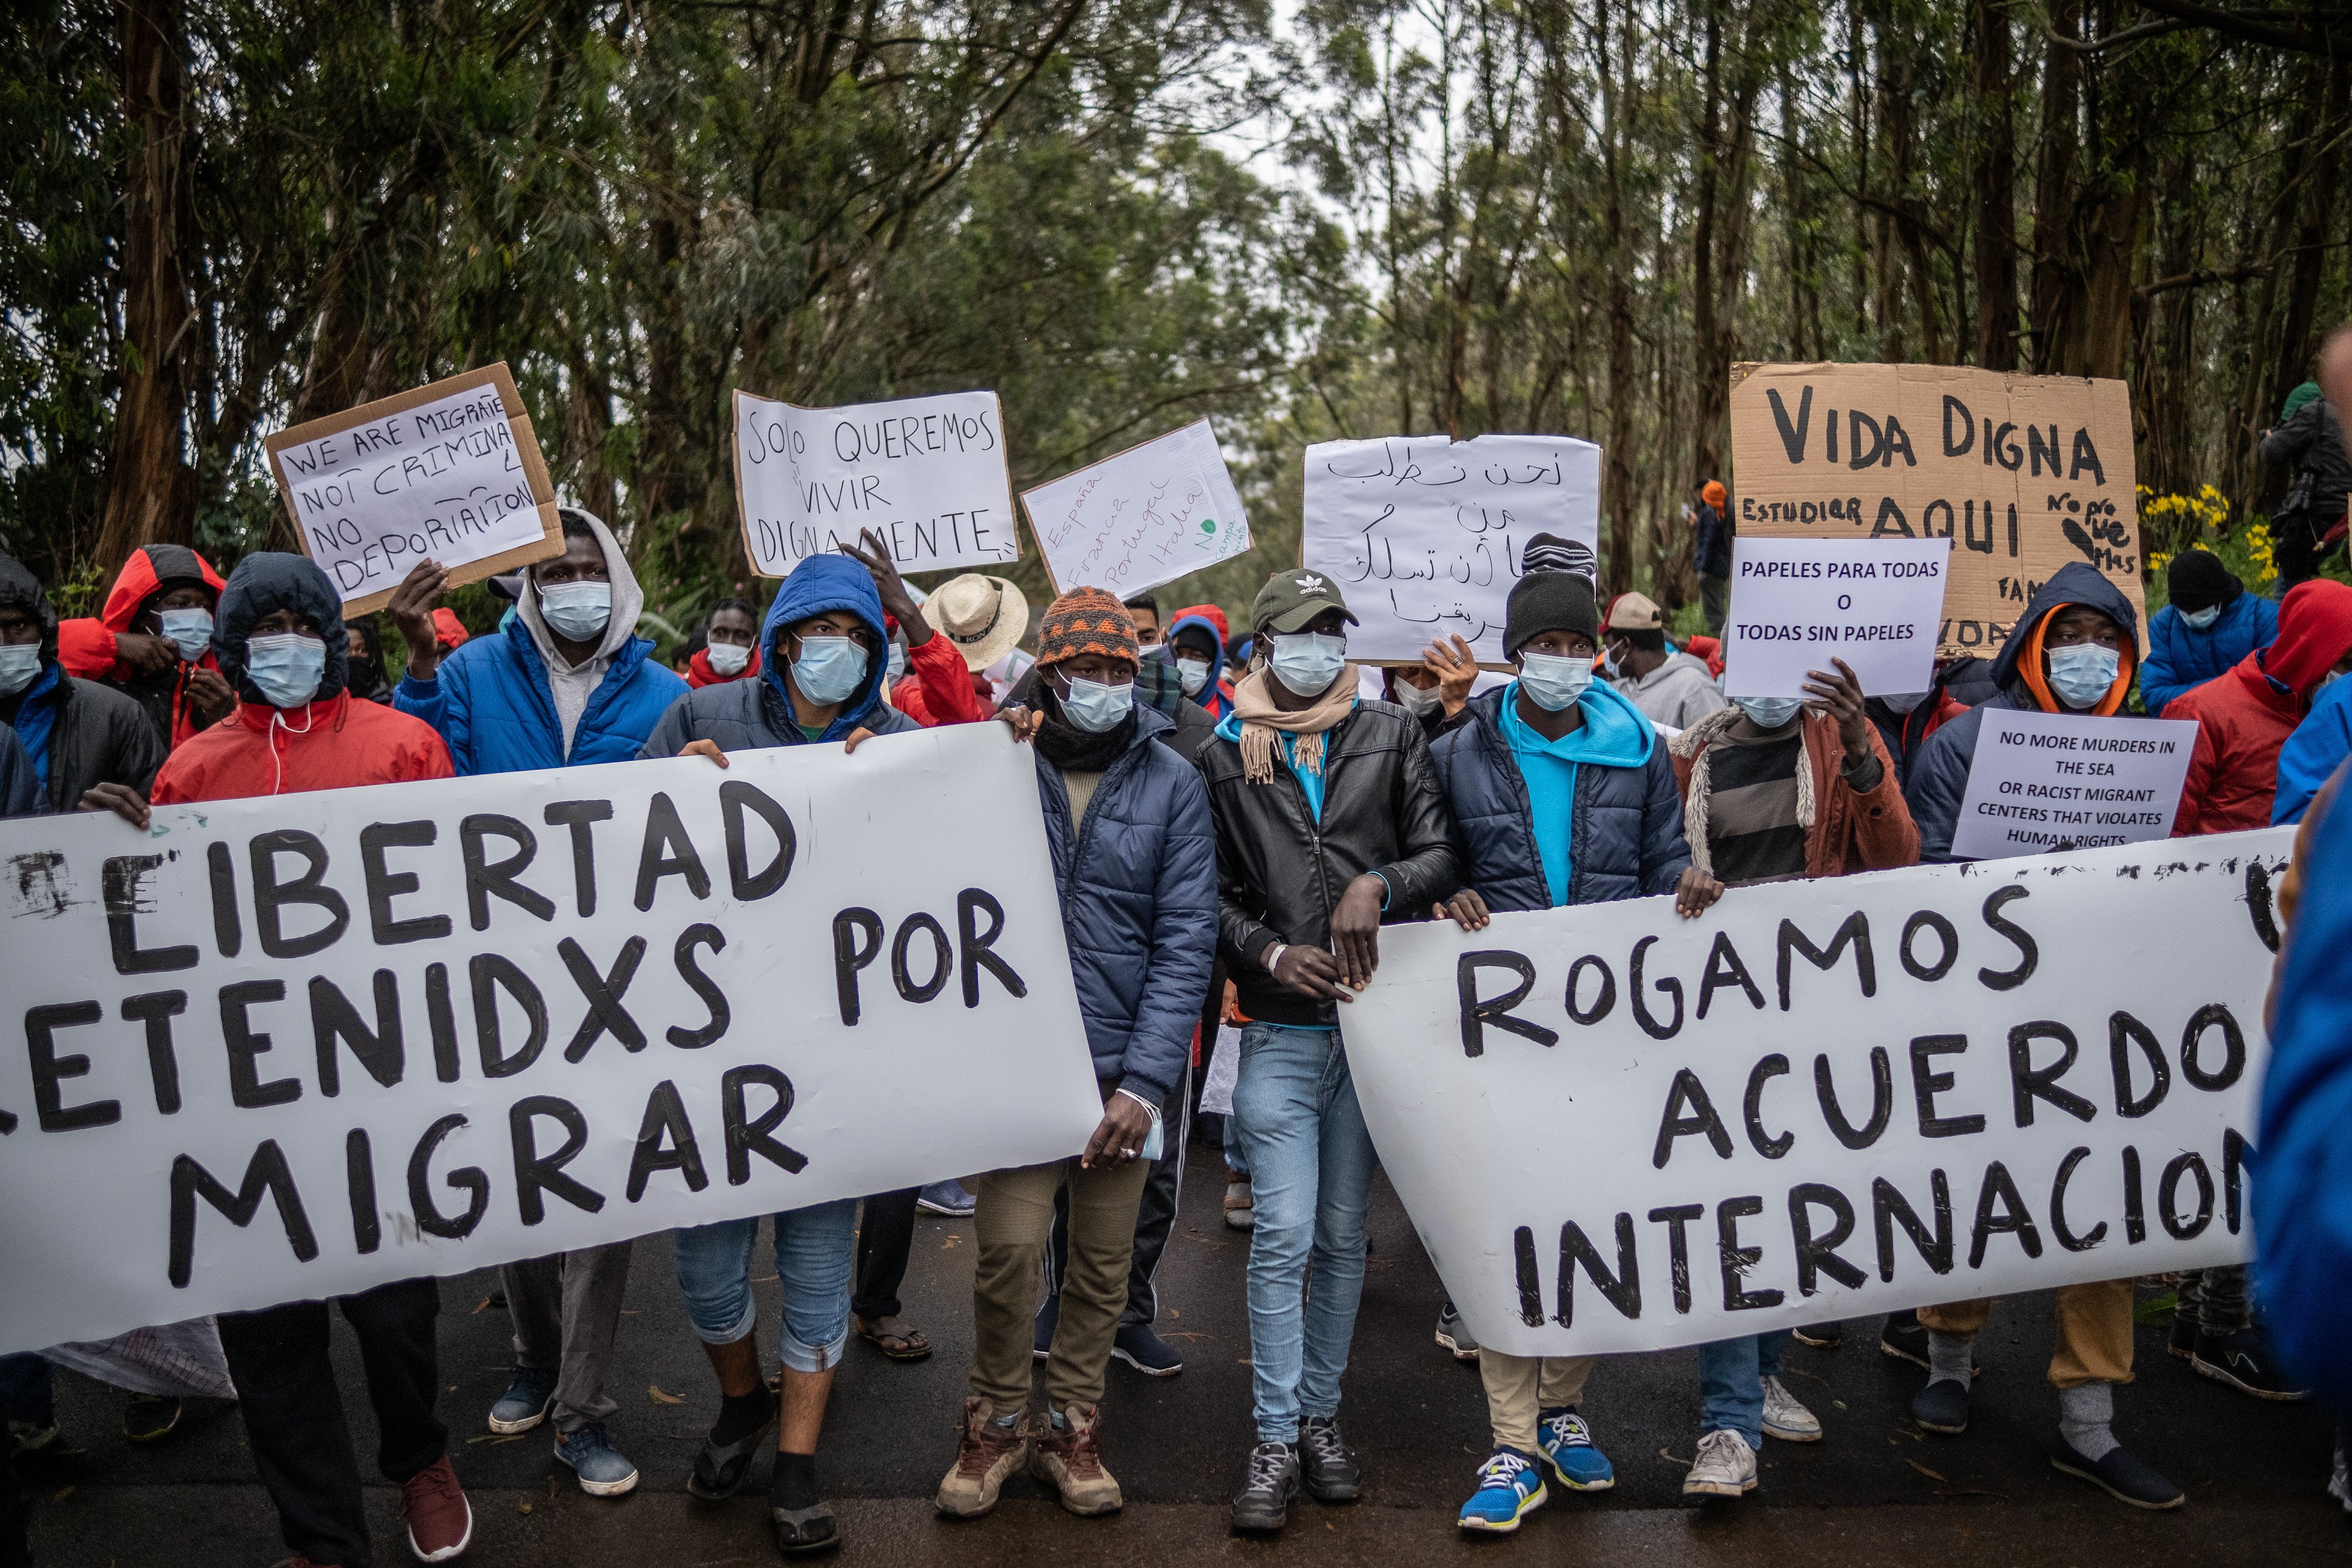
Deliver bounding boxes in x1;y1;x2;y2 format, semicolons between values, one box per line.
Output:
670;1199;858;1373
1231;1023;1377;1443
1696;1329;1788;1450
1223;1106;1250;1178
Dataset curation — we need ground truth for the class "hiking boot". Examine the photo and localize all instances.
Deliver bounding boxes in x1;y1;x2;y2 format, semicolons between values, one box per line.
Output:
2050;1438;2184;1509
1879;1309;1929;1369
1912;1376;1970;1435
1457;1446;1546;1533
936;1398;1027;1519
2192;1326;2310;1400
1112;1321;1184;1376
1792;1320;1843;1350
1434;1302;1480;1361
1537;1406;1615;1490
1681;1428;1758;1499
122;1395;183;1443
688;1385;777;1502
1030;1402;1122;1516
1231;1440;1301;1532
917;1179;976;1216
1761;1375;1822;1442
400;1453;473;1563
554;1423;640;1497
1299;1414;1361;1502
486;1366;558;1434
1224;1177;1255;1231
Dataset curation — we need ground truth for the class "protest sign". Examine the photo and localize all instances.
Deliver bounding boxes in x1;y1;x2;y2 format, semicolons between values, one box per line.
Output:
1023;420;1252;597
1949;711;2197;860
1722;538;1950;698
0;725;1102;1355
265;365;563;616
1301;434;1602;666
734;389;1018;578
1341;827;2287;1357
1728;363;2144;658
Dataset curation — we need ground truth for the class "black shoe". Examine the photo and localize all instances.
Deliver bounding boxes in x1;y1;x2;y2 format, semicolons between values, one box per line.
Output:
772;1499;841;1554
1033;1295;1058;1361
1435;1302;1480;1361
1912;1378;1969;1435
1879;1310;1929;1370
2166;1312;2199;1361
2192;1327;2310;1400
2050;1439;2184;1509
1232;1441;1301;1532
1111;1322;1184;1377
688;1387;779;1502
122;1395;182;1444
1299;1415;1361;1502
1792;1321;1843;1350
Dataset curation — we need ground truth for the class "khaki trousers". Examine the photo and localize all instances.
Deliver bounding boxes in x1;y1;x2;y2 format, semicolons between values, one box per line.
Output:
969;1149;1152;1413
1917;1279;2135;1388
1478;1350;1597;1451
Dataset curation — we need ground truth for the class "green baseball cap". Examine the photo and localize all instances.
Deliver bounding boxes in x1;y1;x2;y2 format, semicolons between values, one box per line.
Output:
1251;568;1358;635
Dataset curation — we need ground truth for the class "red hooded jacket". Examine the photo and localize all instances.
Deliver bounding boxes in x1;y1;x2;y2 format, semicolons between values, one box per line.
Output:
888;628;989;726
152;691;452;803
59;544;228;748
2167;579;2352;834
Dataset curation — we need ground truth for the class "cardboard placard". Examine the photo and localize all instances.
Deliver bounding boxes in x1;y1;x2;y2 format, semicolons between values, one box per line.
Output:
265;364;563;616
1728;363;2144;658
1022;419;1252;596
1721;538;1950;698
1949;711;2197;860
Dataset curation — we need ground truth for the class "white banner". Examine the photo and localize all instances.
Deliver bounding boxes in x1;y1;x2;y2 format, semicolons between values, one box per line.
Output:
1340;830;2287;1357
1721;538;1949;699
1301;435;1601;665
733;389;1019;577
0;726;1102;1354
1023;420;1252;597
1950;711;2196;860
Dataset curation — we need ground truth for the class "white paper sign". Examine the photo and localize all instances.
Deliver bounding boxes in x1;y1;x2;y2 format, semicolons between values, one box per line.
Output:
1721;539;1950;698
1339;828;2288;1356
0;725;1102;1354
734;389;1018;577
1949;711;2197;861
1023;420;1252;596
1301;435;1602;664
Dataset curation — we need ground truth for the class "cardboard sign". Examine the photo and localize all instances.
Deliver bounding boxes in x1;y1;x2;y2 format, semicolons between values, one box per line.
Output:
1023;420;1252;596
1301;434;1602;666
0;725;1103;1354
734;389;1018;578
1721;539;1950;698
1728;363;2144;658
265;365;563;616
1338;828;2287;1356
1949;711;2197;860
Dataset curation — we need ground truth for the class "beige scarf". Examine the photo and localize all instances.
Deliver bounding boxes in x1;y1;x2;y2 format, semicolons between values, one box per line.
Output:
1667;706;1817;877
1231;666;1361;784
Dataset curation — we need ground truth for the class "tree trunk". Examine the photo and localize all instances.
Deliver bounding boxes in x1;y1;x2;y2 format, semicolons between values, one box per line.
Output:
1690;0;1720;469
1970;0;2018;370
2028;0;2082;373
2268;58;2349;420
1598;0;1639;590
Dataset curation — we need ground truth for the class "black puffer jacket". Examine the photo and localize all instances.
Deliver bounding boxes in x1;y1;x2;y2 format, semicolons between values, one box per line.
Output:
1197;688;1458;1026
0;552;164;810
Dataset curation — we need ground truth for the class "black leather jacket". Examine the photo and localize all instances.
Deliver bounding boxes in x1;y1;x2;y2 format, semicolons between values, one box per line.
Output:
1198;697;1458;1026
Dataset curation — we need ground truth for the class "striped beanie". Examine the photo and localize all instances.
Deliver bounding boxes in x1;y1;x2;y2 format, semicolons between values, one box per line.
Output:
1035;586;1140;667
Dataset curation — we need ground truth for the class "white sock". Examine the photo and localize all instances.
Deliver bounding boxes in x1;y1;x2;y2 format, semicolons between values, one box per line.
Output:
2059;1382;2118;1460
1926;1329;1972;1386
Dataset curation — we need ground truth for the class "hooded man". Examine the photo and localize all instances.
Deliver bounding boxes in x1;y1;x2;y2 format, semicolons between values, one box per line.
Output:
1603;593;1728;730
57;542;236;749
1167;604;1236;720
2142;549;2280;714
0;552;163;817
2169;577;2352;836
1693;480;1733;634
2260;370;2351;589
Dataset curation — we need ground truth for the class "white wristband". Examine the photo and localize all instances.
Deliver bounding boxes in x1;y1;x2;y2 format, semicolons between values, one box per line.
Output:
1265;942;1289;974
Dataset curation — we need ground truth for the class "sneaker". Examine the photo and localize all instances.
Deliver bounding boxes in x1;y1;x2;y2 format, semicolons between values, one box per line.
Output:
1792;1321;1843;1350
1299;1414;1361;1502
1912;1376;1969;1435
1879;1309;1929;1369
1231;1440;1301;1532
2166;1311;2199;1362
1457;1447;1547;1533
2192;1327;2310;1400
1030;1403;1122;1516
687;1385;777;1502
400;1453;474;1563
486;1366;558;1435
553;1423;640;1497
2050;1437;2184;1509
1033;1294;1058;1360
1681;1428;1758;1499
123;1395;183;1443
1434;1302;1480;1362
1224;1178;1255;1231
936;1398;1027;1519
917;1179;976;1216
1536;1407;1615;1490
1112;1321;1184;1377
1760;1376;1822;1442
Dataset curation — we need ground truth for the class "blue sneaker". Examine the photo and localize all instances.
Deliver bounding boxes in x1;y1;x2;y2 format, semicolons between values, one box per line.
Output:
486;1366;557;1434
918;1179;977;1216
1538;1406;1615;1490
554;1423;640;1497
1458;1447;1546;1533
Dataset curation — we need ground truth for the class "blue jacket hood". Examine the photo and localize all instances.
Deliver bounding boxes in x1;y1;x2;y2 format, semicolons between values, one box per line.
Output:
1167;613;1227;698
1988;561;2140;692
216;551;349;704
1501;677;1655;768
761;555;889;740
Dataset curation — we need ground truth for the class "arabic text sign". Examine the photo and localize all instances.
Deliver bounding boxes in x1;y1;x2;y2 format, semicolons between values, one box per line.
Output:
265;365;562;616
734;389;1018;577
1728;363;2143;658
0;725;1103;1354
1950;711;2197;861
1721;539;1950;698
1301;435;1602;665
1023;420;1252;596
1339;830;2286;1356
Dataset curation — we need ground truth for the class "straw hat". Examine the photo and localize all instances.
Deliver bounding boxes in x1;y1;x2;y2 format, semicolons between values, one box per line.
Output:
928;573;1029;671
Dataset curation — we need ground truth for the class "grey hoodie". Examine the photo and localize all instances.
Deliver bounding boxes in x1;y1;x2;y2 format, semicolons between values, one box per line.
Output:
1612;650;1729;730
517;507;645;754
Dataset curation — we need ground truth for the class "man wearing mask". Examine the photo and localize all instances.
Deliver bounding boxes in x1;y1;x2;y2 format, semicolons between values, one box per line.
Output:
1901;561;2184;1509
687;598;763;687
1602;594;1728;730
57;543;236;749
2169;579;2352;837
937;589;1214;1520
1381;634;1479;739
1200;570;1455;1533
2142;550;2278;715
1862;678;1969;788
0;553;162;818
1168;604;1236;720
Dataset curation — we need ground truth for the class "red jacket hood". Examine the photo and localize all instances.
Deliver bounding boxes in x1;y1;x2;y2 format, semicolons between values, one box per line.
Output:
2260;579;2352;698
1171;603;1231;643
100;543;226;632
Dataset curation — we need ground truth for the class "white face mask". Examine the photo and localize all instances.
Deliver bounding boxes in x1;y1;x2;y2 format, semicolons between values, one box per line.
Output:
0;643;41;697
2180;604;2223;630
1880;690;1930;714
1391;678;1441;717
245;632;328;709
1516;651;1594;712
1733;695;1805;731
539;580;613;642
706;640;751;676
159;607;214;661
1268;631;1347;697
1176;656;1211;697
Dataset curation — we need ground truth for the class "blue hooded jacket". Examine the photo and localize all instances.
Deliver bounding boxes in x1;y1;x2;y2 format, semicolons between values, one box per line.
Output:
1167;611;1232;720
2274;673;2352;824
2141;591;2277;714
1430;681;1690;912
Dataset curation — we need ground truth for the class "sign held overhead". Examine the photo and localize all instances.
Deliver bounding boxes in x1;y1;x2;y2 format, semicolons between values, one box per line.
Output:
1022;419;1252;596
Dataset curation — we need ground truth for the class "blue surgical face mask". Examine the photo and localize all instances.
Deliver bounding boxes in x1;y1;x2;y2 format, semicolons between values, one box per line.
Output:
159;607;213;661
2180;604;2222;630
0;643;41;697
245;632;327;709
1176;655;1211;697
790;634;870;707
1516;650;1594;713
1058;674;1136;733
1390;678;1441;718
2046;641;2121;709
1734;695;1805;731
1268;631;1347;697
539;581;612;642
706;640;751;677
1880;690;1930;714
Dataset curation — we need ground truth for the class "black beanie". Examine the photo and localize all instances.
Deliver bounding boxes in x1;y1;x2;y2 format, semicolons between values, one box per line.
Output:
2166;549;2240;614
1505;565;1600;658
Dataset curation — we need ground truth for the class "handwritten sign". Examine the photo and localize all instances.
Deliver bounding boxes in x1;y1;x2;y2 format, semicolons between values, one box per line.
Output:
734;389;1018;578
1301;434;1602;665
1721;539;1950;698
1728;363;2144;658
1949;711;2196;860
264;365;562;616
1022;420;1251;596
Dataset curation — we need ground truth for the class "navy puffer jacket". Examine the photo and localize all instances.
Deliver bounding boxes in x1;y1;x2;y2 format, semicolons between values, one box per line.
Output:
1035;704;1217;1100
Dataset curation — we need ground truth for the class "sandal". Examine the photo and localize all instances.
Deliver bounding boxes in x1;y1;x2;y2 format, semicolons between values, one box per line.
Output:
854;1315;933;1361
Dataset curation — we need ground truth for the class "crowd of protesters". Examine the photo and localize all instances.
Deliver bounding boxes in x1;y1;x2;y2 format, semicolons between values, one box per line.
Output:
5;339;2352;1564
